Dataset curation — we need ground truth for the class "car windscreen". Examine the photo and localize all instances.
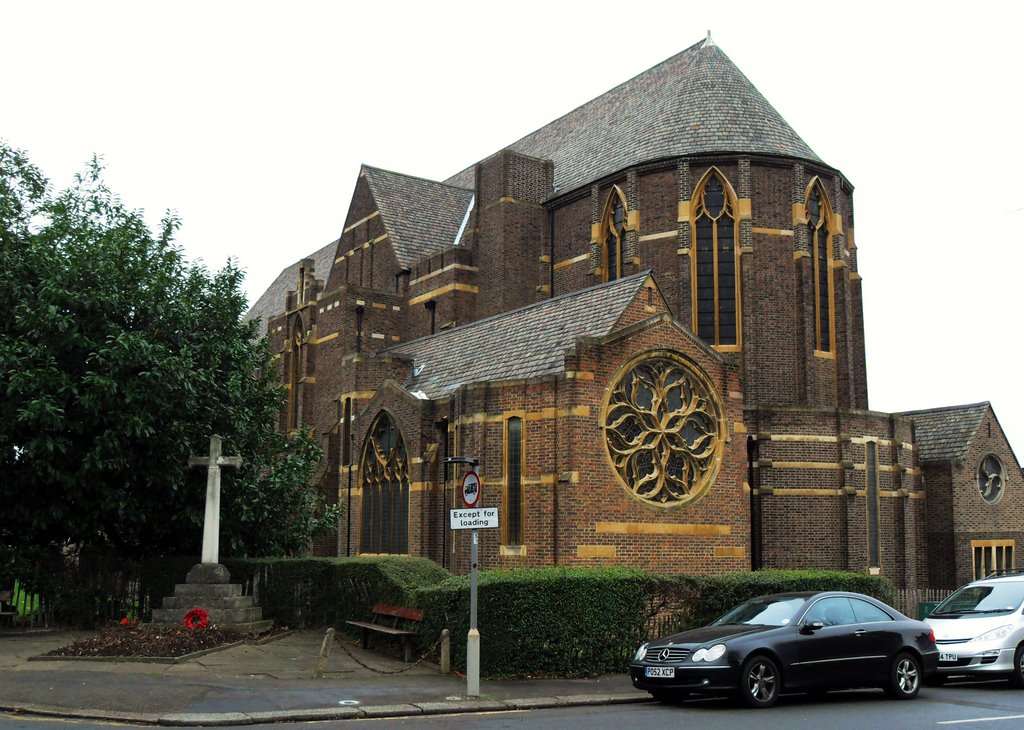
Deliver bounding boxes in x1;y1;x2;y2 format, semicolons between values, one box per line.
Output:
712;597;806;627
931;583;1024;615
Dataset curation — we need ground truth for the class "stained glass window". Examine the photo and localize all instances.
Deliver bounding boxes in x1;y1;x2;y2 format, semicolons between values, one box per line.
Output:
602;188;627;282
807;184;833;353
506;417;523;545
289;316;303;429
359;411;410;554
866;441;880;569
692;172;739;347
603;352;724;508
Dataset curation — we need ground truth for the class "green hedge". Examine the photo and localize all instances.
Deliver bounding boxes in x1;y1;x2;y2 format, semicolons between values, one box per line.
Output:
414;567;895;678
661;569;896;630
415;566;655;678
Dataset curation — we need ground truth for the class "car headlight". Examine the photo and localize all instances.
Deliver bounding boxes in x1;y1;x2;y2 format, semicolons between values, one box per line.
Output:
691;644;727;662
972;625;1014;643
704;643;727;662
634;643;648;662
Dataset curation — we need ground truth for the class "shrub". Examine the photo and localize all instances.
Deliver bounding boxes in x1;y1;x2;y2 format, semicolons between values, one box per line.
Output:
656;569;895;631
416;566;655;677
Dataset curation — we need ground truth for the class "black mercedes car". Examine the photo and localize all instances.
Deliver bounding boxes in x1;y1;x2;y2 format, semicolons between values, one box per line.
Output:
630;591;939;708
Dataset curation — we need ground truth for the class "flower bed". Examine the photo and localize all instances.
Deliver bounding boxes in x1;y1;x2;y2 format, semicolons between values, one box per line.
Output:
46;625;243;658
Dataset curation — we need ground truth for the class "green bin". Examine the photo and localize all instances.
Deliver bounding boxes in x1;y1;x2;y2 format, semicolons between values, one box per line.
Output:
918;601;941;620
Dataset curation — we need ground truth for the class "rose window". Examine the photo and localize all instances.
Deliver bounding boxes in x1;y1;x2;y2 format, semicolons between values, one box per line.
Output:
603;352;724;507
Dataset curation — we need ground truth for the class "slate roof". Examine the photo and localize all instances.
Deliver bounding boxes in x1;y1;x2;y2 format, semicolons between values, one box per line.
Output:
446;36;821;195
243;238;337;336
361;166;474;269
901;402;990;464
386;272;652;399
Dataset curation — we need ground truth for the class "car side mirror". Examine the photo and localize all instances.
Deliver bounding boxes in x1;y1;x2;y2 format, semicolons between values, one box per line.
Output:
800;620;824;634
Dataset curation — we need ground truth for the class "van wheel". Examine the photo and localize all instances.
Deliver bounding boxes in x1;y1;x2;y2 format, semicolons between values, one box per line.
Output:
1009;645;1024;688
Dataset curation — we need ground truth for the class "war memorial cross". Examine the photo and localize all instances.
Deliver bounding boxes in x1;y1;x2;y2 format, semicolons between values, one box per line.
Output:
188;435;242;564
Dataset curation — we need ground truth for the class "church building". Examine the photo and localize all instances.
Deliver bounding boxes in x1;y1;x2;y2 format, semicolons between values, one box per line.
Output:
246;36;1022;590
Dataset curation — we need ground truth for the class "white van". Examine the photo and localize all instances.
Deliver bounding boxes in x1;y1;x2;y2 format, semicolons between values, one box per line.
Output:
925;574;1024;686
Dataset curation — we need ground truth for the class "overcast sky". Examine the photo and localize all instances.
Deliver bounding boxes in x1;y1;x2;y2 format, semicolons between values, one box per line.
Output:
5;1;1024;455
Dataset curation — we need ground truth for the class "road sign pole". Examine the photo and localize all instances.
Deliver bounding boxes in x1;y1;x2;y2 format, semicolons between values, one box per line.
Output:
468;527;480;696
444;455;482;698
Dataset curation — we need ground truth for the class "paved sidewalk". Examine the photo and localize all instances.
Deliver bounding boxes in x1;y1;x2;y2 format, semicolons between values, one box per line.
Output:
0;629;645;725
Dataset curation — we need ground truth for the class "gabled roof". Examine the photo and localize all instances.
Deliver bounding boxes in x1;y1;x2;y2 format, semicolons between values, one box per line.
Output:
386;272;653;398
361;165;474;268
243;238;337;336
901;402;990;464
446;37;821;195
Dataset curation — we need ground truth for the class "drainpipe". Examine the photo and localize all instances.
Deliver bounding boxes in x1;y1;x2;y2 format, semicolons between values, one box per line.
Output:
747;435;760;570
552;376;559;565
437;415;450;568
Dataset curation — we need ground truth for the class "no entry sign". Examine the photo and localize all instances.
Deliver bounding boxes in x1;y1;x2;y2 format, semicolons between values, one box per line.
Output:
461;470;481;507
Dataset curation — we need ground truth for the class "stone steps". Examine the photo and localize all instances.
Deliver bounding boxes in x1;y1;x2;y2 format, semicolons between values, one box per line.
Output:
170;583;243;598
148;563;272;636
159;594;253;610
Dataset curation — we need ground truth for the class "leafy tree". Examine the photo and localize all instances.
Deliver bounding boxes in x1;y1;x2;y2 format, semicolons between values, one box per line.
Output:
0;142;339;559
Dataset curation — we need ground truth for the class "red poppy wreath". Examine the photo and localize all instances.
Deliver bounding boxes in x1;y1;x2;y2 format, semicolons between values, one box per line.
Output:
182;607;210;630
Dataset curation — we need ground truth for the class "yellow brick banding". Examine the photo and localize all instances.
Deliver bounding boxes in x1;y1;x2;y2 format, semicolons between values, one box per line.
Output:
409;262;479;287
751;227;795;237
769;434;839;443
638;230;677;242
343;210;380;233
596;522;731;536
408;283;479;306
554;253;590;271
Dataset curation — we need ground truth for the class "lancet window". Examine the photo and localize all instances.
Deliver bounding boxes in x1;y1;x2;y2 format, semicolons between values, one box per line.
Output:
691;170;740;348
359;411;410;554
601;186;627;282
806;181;835;353
288;316;304;429
505;417;523;545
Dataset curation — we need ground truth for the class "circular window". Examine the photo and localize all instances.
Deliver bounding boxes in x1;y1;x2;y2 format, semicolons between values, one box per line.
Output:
602;351;725;508
978;454;1004;504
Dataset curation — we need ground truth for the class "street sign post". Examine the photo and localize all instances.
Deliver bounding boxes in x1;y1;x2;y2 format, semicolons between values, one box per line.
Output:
450;507;499;529
444;455;494;698
461;470;480;507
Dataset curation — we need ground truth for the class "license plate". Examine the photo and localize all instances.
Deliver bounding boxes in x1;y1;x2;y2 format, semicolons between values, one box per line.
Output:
939;652;958;662
645;666;675;678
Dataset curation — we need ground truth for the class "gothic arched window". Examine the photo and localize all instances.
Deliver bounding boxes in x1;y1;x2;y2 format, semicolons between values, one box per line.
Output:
601;186;628;282
806;180;834;353
359;411;410;554
691;169;740;348
288;315;304;429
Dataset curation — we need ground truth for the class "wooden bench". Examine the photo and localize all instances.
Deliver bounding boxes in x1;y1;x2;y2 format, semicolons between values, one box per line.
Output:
0;590;16;631
346;603;423;662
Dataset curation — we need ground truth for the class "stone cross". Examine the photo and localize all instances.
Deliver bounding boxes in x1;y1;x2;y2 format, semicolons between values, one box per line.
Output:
188;435;242;565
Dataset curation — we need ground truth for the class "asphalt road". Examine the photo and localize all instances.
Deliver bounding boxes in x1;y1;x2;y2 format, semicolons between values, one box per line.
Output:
3;679;1024;729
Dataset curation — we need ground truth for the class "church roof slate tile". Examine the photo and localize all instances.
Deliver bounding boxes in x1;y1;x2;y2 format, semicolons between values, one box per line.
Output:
386;272;651;398
445;38;820;195
243;238;337;336
901;402;990;464
361;165;473;268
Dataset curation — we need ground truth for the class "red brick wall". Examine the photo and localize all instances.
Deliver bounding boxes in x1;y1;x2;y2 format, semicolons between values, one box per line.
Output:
949;410;1024;587
751;407;927;587
472;150;552;319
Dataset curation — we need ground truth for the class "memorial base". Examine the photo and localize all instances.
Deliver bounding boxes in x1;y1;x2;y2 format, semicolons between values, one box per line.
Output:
149;563;272;633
